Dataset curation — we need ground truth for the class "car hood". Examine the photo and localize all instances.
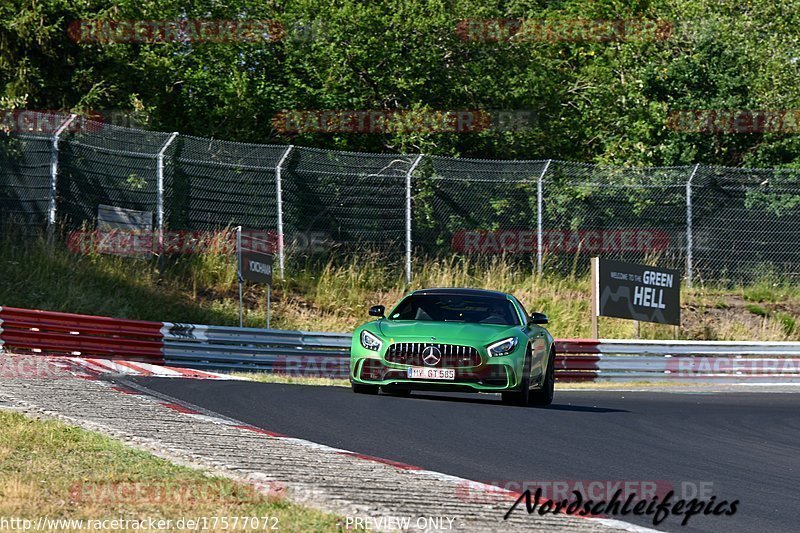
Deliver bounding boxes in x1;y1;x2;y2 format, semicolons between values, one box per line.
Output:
375;320;519;345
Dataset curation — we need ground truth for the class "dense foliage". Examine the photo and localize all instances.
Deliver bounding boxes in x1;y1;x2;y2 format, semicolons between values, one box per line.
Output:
2;0;800;166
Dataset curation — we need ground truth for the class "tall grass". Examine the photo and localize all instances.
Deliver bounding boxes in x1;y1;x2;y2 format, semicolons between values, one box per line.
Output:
2;233;799;340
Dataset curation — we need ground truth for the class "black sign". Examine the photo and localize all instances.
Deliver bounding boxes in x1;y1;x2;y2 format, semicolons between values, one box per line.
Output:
596;258;680;325
241;251;273;285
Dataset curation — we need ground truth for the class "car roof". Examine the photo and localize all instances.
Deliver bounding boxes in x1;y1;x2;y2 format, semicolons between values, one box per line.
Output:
410;287;511;299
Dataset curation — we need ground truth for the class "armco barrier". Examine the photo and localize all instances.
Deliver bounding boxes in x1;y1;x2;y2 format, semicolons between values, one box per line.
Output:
554;339;800;382
3;307;800;382
0;306;164;362
161;322;351;377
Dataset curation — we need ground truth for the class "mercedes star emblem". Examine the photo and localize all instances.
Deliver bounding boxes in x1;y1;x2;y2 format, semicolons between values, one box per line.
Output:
422;345;442;366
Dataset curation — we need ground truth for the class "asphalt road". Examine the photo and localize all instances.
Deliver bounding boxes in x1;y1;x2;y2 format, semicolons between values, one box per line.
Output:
129;378;799;533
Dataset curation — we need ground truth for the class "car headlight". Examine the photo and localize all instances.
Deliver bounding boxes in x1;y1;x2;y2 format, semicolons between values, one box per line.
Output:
360;330;383;351
488;337;518;357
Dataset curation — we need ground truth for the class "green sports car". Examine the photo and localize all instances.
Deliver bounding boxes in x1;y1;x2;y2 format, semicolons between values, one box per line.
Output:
349;288;555;406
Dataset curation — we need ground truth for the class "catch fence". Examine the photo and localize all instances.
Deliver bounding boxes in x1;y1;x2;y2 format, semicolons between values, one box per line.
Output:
3;113;800;284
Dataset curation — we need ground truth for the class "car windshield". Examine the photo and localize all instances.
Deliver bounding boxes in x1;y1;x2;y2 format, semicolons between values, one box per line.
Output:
389;294;520;325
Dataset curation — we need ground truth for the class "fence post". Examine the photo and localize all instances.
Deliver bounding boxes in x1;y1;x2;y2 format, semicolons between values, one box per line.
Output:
156;132;178;254
47;114;77;234
236;225;243;327
275;145;294;279
406;154;424;285
686;163;700;288
536;159;552;275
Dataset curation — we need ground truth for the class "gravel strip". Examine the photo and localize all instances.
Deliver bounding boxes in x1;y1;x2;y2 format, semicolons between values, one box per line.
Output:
0;353;643;532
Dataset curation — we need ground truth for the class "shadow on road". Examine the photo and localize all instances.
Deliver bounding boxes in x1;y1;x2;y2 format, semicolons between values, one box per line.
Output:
402;392;629;413
542;403;628;413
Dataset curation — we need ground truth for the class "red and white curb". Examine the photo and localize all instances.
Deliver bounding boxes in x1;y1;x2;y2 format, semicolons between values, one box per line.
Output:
52;356;245;380
110;375;658;532
3;357;655;532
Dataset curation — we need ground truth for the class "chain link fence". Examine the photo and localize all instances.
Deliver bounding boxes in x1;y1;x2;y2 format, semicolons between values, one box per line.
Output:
58;120;173;229
3;114;800;284
541;162;689;276
283;147;416;256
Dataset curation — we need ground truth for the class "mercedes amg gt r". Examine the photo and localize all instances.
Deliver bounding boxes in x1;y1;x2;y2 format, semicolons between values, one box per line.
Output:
349;288;555;406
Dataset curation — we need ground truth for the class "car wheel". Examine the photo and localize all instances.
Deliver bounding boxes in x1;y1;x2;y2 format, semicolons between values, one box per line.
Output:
529;348;555;407
352;383;379;395
502;347;532;406
381;385;411;396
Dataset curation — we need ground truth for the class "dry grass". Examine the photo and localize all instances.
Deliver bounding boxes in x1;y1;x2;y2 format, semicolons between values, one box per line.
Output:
3;234;800;341
230;373;724;391
0;411;346;530
231;373;351;387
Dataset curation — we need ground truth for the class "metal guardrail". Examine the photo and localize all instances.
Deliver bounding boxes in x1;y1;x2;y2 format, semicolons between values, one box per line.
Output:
554;339;800;382
576;339;800;356
163;325;800;383
161;322;351;377
0;306;164;362
3;307;800;383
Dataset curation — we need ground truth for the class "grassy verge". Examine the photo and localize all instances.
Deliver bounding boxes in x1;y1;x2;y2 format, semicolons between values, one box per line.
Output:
232;373;727;391
2;233;800;340
231;373;352;387
0;410;345;530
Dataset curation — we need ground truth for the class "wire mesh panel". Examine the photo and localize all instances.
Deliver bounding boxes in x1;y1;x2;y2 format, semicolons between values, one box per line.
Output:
283;147;414;255
0;132;53;229
171;136;285;231
541;162;689;275
57;120;171;229
413;156;548;259
0;111;76;230
692;166;800;283
5;112;800;284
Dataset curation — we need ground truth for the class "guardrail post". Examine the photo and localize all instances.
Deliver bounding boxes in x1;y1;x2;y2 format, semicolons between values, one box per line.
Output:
48;114;77;235
686;164;699;288
275;145;293;279
156;132;179;254
536;159;552;276
406;154;424;285
237;225;243;328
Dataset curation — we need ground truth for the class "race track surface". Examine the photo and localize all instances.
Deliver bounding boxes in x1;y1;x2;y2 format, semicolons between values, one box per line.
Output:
128;378;800;533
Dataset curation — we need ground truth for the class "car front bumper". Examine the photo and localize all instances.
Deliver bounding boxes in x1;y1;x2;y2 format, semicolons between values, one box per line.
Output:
350;344;529;392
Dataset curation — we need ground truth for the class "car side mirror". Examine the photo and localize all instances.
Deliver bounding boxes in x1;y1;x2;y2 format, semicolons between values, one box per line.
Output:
369;305;385;318
530;312;548;325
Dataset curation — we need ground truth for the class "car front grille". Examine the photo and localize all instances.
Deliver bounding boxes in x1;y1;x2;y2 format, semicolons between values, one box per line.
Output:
358;359;507;386
385;342;482;368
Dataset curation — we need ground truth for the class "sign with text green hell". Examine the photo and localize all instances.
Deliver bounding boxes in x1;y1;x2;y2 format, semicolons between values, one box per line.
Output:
241;251;273;285
596;259;680;325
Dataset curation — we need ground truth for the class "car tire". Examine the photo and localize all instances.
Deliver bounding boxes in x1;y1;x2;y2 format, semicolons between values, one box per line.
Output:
381;385;411;396
502;347;532;406
352;383;379;395
529;348;555;407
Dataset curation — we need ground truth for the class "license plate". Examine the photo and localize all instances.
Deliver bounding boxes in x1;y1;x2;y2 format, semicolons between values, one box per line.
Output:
407;366;455;380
